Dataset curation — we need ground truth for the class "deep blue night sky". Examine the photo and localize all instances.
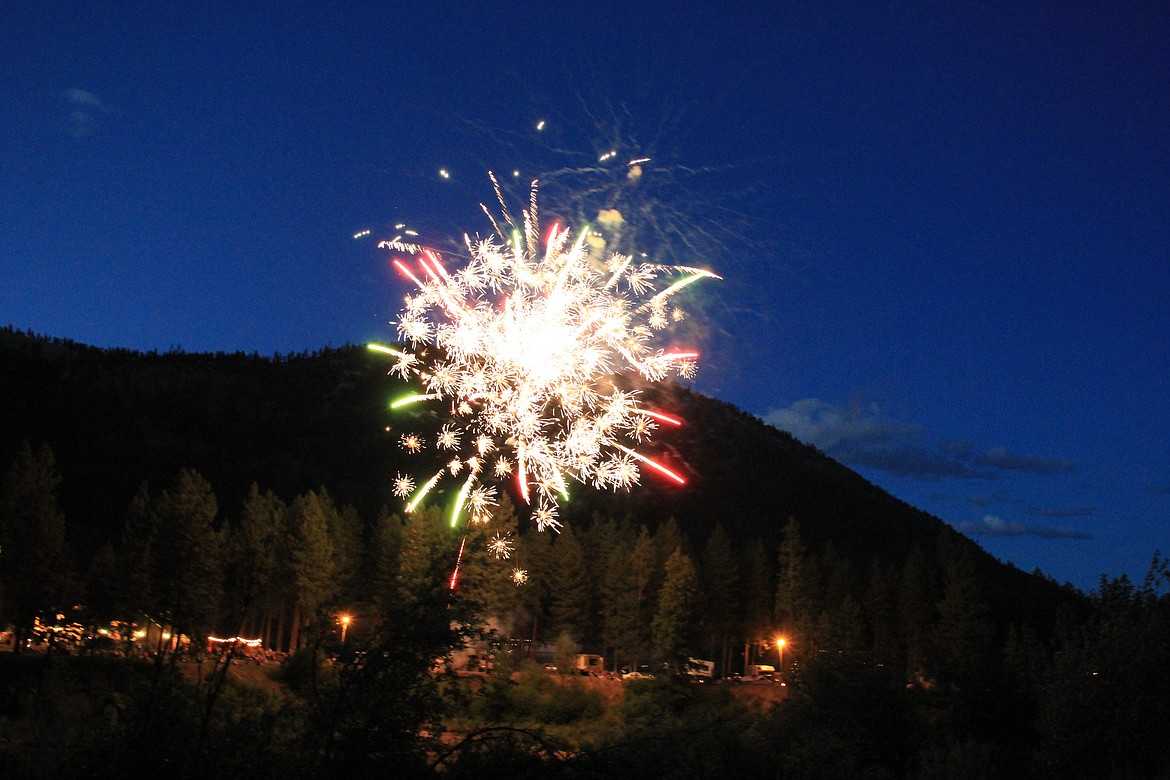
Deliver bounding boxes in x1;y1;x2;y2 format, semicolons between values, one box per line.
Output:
3;1;1167;591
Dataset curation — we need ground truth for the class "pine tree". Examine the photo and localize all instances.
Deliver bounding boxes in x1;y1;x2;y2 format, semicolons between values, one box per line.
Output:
369;507;403;618
396;505;457;612
899;544;933;685
816;540;861;652
775;517;812;650
449;492;520;634
83;541;121;629
324;490;364;604
601;535;637;673
226;484;283;639
628;525;658;665
547;523;590;643
151;469;223;652
933;534;992;689
0;442;73;649
701;522;739;675
118;481;157;619
741;539;773;671
651;547;698;668
514;522;553;642
652;517;687;591
866;560;898;662
287;488;338;649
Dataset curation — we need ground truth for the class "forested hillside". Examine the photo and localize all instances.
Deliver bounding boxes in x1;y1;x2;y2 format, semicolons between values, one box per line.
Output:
3;325;1169;778
0;324;1076;655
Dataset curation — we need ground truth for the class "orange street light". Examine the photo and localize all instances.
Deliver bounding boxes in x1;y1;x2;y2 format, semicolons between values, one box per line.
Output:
775;636;786;675
339;614;352;644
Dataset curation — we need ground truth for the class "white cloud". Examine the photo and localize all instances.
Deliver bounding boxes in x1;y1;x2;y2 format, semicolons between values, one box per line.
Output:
762;398;919;452
65;87;112;137
762;398;1078;481
976;447;1076;475
956;514;1091;540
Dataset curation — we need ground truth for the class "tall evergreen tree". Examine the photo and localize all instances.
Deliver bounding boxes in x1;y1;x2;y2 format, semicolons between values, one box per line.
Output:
287;488;338;649
514;521;553;642
652;517;687;593
815;541;862;652
701;522;739;674
866;560;899;662
226;483;283;639
396;505;457;611
741;539;773;670
324;491;364;604
933;534;992;690
651;546;698;668
151;469;223;652
775;517;812;651
83;541;121;630
369;507;403;618
628;525;658;665
117;481;157;619
546;523;590;644
601;534;638;673
448;493;520;634
899;544;933;684
0;442;73;649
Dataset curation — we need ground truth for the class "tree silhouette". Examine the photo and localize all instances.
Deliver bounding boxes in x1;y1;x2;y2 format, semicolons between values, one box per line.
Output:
288;488;338;650
652;547;698;667
700;522;739;674
547;523;590;643
150;469;223;654
0;442;73;650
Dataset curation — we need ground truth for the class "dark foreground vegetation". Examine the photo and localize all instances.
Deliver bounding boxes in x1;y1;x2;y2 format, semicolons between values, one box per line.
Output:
2;327;1169;777
3;593;1170;780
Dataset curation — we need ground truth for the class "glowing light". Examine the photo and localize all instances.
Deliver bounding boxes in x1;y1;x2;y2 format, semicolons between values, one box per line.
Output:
488;533;514;559
449;536;467;589
511;568;529;585
535;119;545;131
353;229;371;239
373;176;716;528
439;168;451;179
368;342;407;358
406;471;444;513
393;474;415;498
208;635;263;647
391;392;440;409
615;444;686;485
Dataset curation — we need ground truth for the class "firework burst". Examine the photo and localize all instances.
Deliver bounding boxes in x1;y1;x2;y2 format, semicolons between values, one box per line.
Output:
372;176;718;529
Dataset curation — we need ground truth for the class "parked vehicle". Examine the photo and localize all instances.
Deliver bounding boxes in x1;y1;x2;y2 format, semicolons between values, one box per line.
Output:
686;657;715;679
575;653;604;675
745;663;776;681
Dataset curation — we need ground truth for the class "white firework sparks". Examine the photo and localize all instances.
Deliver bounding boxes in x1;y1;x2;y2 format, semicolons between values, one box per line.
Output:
392;473;415;498
488;533;514;559
372;177;717;529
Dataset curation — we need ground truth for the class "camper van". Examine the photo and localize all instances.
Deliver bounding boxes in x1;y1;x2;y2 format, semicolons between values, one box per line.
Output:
687;657;715;679
575;653;604;675
746;663;776;681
